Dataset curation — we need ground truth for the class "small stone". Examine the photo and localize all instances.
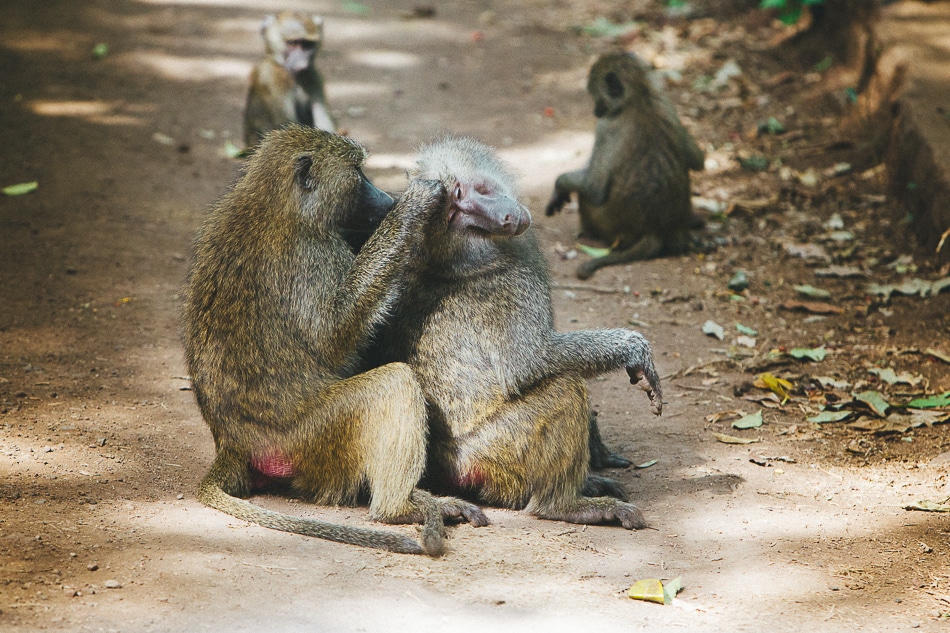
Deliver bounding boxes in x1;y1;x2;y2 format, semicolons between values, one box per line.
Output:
176;494;184;500
727;270;749;292
104;579;122;589
87;563;99;571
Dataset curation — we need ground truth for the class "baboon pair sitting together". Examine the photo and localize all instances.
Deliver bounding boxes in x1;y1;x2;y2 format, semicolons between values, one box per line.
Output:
181;126;664;556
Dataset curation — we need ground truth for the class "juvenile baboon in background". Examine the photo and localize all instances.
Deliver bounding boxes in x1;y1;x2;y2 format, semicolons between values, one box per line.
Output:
182;126;486;556
546;51;705;280
374;136;664;529
244;12;336;147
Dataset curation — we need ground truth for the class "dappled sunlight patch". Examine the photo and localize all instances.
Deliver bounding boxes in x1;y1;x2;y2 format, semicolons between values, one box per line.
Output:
1;30;88;56
331;17;462;44
494;131;593;190
27;99;150;126
348;49;420;70
117;50;250;82
326;80;391;100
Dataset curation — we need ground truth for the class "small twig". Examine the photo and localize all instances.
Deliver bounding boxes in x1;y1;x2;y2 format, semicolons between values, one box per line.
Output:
241;562;298;574
553;282;626;295
936;226;950;253
662;358;735;380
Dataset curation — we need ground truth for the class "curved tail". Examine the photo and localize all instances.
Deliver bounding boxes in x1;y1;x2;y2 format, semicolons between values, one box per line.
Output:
197;477;428;555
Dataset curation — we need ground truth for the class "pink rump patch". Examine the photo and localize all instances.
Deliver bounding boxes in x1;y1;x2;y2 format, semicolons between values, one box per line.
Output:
251;450;295;480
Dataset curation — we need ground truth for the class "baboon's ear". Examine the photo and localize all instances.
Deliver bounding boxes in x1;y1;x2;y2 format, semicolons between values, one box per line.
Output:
294;155;316;191
604;71;624;99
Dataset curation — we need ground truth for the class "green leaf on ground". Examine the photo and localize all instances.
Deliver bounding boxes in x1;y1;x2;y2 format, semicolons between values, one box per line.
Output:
635;459;658;469
342;1;371;16
223;140;244;159
662;577;684;605
736;323;758;336
869;367;923;387
91;43;108;59
793;284;831;299
577;17;640;38
3;181;38;196
807;410;851;424
576;243;611;258
854;390;891;417
907;391;950;409
789;346;826;362
732;410;764;429
702;320;725;340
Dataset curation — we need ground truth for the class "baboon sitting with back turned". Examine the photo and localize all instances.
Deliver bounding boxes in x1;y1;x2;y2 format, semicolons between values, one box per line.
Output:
373;136;664;529
546;51;705;280
182;125;486;557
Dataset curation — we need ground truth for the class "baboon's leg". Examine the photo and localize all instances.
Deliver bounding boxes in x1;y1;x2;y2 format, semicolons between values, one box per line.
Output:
455;375;646;529
588;410;632;470
292;363;487;529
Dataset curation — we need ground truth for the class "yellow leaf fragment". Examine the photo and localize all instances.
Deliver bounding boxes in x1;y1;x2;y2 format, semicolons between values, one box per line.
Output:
756;372;792;403
627;578;665;604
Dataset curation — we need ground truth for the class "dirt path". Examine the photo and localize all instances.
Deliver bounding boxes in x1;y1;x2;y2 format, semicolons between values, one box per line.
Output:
2;2;949;632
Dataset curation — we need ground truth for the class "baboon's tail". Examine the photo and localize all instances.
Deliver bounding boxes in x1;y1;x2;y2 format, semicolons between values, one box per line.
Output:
197;477;428;555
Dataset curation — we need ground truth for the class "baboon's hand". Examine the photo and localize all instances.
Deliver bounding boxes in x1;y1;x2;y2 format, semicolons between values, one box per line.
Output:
400;177;447;222
545;189;569;216
626;366;663;416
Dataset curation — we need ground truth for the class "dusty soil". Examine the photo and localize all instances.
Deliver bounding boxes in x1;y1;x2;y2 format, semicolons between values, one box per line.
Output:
2;1;950;632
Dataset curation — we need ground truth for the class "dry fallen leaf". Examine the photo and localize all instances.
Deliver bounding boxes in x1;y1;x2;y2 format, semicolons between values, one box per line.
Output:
712;432;759;444
779;300;845;315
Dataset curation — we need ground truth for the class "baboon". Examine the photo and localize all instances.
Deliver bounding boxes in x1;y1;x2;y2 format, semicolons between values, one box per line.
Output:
546;51;705;280
182;125;486;556
244;12;336;148
373;136;664;529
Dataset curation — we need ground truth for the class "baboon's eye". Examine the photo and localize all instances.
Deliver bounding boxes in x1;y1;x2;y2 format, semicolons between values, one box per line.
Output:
455;184;463;200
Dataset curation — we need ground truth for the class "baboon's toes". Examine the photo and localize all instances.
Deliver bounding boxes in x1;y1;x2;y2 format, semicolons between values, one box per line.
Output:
616;503;647;530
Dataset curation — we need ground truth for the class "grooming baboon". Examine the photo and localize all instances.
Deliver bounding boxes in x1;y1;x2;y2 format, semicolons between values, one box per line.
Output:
374;136;663;529
182;125;486;556
546;52;705;280
244;12;336;148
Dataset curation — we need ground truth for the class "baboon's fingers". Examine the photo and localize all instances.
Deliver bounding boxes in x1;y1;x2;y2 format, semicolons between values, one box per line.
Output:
458;502;490;527
628;369;663;416
435;496;490;527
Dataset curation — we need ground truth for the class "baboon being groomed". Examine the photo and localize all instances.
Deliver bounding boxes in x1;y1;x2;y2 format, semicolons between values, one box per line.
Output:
373;136;664;529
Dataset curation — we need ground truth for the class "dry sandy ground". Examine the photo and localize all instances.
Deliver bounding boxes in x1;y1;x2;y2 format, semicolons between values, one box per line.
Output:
1;1;949;632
